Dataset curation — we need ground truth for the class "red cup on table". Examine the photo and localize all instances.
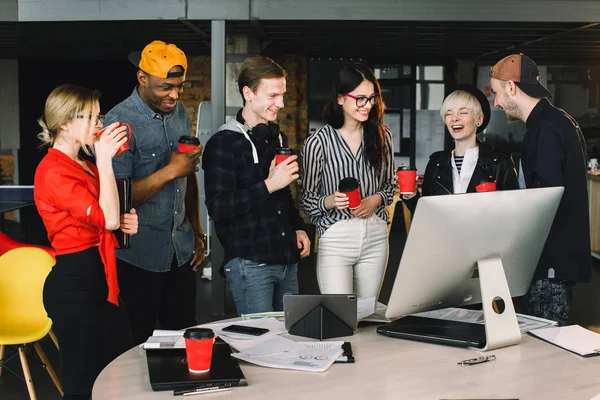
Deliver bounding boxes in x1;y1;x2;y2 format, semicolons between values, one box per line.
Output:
178;135;200;153
475;180;497;192
97;122;133;156
338;177;361;209
397;166;417;195
183;328;215;373
275;147;296;165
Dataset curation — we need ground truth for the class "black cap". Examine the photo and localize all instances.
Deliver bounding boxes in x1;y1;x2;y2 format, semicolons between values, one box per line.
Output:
453;84;491;134
178;135;200;145
338;177;360;192
183;328;214;340
275;147;296;155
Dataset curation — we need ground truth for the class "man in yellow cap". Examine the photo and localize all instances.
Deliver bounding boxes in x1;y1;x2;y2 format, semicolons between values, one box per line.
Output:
104;40;204;345
490;53;590;325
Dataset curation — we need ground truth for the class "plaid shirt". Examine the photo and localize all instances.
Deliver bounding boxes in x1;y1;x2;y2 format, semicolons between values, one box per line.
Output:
202;122;305;267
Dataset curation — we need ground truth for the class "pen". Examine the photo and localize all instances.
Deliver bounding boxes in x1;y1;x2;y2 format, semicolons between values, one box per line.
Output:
174;385;232;396
457;354;496;366
183;387;232;396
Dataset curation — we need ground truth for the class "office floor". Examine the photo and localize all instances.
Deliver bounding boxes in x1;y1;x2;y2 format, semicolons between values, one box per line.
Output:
2;218;600;399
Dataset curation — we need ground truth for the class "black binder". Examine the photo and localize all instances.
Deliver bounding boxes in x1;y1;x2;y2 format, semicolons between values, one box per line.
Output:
284;294;357;341
146;341;247;392
114;178;131;249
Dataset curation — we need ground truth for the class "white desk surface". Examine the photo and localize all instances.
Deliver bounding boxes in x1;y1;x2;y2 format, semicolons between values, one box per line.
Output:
93;323;600;400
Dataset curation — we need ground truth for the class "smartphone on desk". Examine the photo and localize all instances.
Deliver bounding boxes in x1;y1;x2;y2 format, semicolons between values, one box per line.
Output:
222;324;269;336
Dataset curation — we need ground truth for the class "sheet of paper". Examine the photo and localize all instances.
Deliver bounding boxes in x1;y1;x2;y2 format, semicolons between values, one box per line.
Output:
357;297;376;320
356;297;375;321
241;311;285;321
529;325;600;356
232;339;344;372
143;335;185;349
240;335;305;356
413;307;557;333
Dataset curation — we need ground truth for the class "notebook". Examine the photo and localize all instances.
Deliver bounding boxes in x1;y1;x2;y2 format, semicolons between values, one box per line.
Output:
529;325;600;357
146;341;248;391
376;315;487;348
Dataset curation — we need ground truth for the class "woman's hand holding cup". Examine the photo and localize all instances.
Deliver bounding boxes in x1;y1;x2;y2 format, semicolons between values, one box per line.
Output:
94;122;128;161
329;191;350;210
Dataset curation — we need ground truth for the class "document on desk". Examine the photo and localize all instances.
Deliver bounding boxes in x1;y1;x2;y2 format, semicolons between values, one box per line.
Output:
413;307;557;333
231;336;345;372
142;329;186;349
528;325;600;357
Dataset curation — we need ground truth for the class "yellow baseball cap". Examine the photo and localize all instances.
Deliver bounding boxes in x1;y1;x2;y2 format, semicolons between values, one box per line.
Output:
128;40;187;79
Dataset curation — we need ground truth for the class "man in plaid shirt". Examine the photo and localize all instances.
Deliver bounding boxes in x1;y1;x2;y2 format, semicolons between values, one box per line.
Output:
202;56;310;315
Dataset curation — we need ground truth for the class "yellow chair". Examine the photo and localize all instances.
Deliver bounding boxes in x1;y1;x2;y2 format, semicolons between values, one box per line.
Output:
0;247;63;399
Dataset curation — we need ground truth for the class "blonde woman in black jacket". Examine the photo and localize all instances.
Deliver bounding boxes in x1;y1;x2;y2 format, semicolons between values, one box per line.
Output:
403;85;519;213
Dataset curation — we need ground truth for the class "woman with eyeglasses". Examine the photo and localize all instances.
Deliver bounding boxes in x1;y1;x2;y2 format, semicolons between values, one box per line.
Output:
402;84;519;211
34;84;138;400
301;63;395;298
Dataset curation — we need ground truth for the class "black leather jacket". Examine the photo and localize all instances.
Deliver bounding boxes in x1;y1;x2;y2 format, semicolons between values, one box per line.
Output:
404;143;519;213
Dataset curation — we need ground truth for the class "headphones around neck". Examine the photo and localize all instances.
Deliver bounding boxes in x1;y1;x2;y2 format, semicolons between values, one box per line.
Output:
236;109;281;143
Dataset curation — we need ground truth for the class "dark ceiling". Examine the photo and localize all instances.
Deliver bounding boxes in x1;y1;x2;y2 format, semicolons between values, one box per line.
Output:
2;20;599;65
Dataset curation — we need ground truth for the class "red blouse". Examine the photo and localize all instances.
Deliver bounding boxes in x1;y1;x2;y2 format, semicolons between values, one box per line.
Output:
34;148;120;306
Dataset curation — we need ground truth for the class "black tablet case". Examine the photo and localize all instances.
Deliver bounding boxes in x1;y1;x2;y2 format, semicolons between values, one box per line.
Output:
146;341;247;391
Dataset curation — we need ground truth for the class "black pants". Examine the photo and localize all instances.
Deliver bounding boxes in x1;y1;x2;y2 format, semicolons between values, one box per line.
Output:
43;247;133;400
117;256;197;346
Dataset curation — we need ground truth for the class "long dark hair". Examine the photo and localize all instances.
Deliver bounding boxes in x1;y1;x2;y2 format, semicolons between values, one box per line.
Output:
322;63;387;174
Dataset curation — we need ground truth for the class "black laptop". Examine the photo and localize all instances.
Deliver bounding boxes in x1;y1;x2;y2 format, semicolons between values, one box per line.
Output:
376;315;487;349
146;340;248;392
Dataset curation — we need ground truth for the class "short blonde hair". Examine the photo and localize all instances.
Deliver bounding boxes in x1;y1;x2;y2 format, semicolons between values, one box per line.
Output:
38;84;101;154
439;90;483;121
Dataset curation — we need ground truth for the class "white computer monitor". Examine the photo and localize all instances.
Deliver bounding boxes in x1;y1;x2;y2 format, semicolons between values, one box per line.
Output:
384;187;563;350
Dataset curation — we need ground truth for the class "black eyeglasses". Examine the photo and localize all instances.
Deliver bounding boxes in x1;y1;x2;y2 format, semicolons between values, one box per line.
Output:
344;93;379;107
76;114;104;125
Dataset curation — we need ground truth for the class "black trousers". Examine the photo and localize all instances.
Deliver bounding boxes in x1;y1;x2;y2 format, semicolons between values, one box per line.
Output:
116;256;197;346
43;247;133;400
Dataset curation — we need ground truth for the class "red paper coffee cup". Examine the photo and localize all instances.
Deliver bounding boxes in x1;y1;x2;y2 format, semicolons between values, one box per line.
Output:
338;177;361;209
475;181;497;192
275;147;296;165
397;168;417;195
178;136;200;153
97;122;133;156
183;328;215;373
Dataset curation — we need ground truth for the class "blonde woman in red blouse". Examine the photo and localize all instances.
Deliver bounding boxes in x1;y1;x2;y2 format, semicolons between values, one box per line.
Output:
34;84;138;400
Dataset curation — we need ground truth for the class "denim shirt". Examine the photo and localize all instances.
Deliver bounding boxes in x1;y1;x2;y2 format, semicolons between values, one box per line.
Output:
105;87;194;272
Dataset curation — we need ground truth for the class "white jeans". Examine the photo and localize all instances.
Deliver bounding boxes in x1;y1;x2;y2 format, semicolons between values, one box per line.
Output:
317;215;389;298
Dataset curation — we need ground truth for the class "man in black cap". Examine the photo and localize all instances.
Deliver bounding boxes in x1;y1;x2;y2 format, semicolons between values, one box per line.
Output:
104;40;204;345
490;53;591;325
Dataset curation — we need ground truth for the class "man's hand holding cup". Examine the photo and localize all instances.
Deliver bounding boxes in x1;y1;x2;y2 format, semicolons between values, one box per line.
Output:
265;154;299;194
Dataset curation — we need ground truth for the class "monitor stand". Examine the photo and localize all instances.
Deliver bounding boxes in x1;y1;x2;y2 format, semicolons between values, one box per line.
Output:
475;256;522;351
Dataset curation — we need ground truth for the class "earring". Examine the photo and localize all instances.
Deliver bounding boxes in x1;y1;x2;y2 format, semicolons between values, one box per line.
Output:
476;123;481;127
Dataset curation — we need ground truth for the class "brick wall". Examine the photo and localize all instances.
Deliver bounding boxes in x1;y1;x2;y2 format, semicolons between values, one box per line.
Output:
180;56;212;135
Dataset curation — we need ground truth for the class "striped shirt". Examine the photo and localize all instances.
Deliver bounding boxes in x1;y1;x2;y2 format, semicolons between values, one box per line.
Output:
301;124;396;237
454;155;464;172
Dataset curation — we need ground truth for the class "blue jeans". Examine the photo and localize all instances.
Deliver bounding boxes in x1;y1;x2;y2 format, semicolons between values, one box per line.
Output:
224;258;299;315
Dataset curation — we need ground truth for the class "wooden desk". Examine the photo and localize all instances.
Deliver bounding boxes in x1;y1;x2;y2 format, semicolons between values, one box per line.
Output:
92;323;600;400
588;173;600;258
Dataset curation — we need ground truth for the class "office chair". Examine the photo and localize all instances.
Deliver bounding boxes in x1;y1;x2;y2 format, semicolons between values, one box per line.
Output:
0;247;63;399
0;232;59;349
0;231;56;258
